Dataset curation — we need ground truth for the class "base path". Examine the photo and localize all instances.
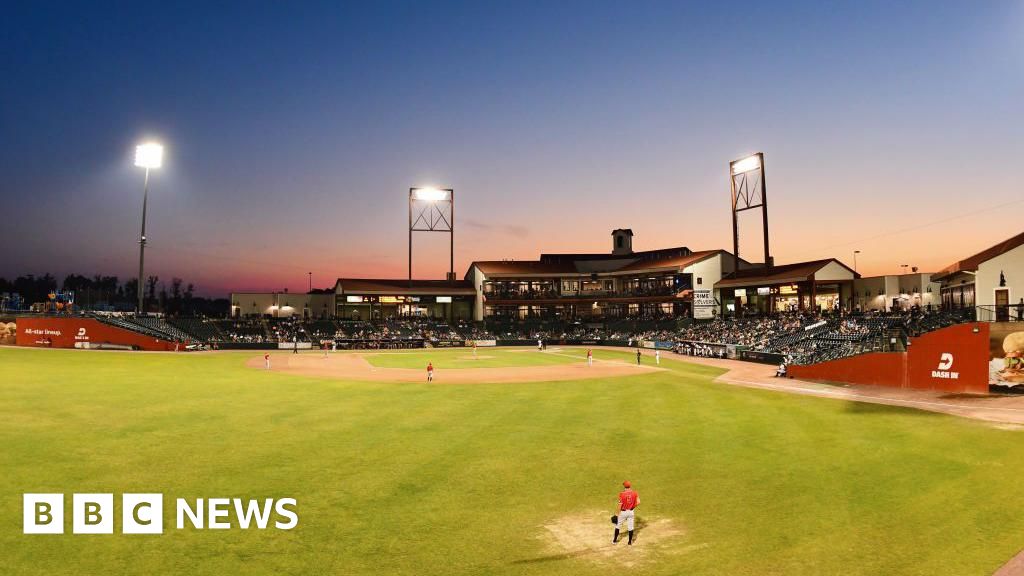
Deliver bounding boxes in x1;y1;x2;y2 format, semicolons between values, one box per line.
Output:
673;354;1024;427
248;350;663;384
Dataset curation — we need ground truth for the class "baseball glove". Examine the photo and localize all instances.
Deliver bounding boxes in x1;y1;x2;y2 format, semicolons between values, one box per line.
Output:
610;515;618;525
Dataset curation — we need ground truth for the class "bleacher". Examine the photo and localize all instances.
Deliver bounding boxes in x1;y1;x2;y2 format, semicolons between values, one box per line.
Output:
167;318;224;342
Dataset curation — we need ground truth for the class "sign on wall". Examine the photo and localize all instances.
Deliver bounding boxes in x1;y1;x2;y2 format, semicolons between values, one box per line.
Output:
990;323;1024;389
693;289;715;319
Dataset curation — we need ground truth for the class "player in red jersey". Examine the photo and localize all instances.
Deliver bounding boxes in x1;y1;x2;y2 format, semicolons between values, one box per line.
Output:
614;480;639;545
427;362;434;382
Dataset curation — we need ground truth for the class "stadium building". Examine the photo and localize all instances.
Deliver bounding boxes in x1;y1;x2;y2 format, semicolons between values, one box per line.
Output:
851;271;942;312
466;230;742;321
934;230;1024;321
230;229;877;321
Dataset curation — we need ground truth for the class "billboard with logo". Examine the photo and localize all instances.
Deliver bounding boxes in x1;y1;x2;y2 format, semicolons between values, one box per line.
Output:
989;323;1024;390
15;317;178;351
905;322;989;394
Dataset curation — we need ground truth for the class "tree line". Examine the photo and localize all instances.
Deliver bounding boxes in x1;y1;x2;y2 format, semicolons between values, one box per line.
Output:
0;273;229;316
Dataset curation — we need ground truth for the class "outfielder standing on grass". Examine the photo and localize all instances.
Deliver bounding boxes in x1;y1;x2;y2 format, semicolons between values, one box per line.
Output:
427;361;434;382
613;480;640;545
264;353;271;370
636;348;642;365
587;348;593;366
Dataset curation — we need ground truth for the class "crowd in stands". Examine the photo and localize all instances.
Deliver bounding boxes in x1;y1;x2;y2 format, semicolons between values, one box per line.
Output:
80;307;975;366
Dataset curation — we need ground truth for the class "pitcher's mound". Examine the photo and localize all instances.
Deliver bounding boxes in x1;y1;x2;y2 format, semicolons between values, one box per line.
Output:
529;511;691;568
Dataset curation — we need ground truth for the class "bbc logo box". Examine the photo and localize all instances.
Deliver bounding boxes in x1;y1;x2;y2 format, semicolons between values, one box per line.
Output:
24;493;163;535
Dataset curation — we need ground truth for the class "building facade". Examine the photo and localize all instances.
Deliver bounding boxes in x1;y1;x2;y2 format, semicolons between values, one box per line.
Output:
465;232;741;321
935;231;1024;321
852;273;941;312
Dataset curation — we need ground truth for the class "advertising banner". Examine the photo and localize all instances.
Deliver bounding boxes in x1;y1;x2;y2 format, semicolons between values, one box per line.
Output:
905;322;988;394
693;289;715;319
988;322;1024;389
277;342;313;350
15;317;178;351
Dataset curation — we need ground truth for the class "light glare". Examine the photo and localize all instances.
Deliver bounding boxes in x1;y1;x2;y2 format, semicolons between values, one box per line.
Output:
731;154;761;175
411;187;449;201
135;143;164;169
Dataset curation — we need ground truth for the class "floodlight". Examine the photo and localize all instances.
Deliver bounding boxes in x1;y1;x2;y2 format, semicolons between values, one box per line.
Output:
135;143;163;169
411;187;449;201
730;154;761;175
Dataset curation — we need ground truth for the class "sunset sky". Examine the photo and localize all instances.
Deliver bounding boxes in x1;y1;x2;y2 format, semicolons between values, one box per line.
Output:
3;1;1023;296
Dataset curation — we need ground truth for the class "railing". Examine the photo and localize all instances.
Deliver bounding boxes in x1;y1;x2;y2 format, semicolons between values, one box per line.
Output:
975;305;1024;323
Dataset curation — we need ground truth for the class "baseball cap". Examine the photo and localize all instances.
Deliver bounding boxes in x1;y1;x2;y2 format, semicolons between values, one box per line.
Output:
623;480;631;488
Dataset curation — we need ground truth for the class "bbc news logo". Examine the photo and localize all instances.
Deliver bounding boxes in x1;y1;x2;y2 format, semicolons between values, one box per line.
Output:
23;494;298;534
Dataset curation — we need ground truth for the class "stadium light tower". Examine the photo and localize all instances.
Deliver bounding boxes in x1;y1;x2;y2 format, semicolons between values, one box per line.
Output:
134;142;163;314
729;152;770;272
854;250;861;273
408;187;455;281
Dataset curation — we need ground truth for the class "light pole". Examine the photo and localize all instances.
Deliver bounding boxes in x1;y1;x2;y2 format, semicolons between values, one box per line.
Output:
408;187;455;281
308;272;312;292
729;153;770;274
853;250;860;273
134;143;163;315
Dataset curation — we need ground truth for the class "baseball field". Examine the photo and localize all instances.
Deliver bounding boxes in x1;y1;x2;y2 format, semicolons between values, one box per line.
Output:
3;345;1024;575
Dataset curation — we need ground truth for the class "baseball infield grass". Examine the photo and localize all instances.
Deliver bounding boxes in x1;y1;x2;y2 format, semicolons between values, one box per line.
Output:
3;346;1024;575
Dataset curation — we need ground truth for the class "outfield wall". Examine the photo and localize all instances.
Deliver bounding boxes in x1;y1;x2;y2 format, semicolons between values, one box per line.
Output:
788;323;990;394
15;316;179;351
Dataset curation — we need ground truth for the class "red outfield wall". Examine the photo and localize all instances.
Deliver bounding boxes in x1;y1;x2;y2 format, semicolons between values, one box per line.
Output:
788;323;990;394
15;317;179;351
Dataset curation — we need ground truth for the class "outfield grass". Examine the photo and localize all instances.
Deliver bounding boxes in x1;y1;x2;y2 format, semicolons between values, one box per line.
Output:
2;346;1024;575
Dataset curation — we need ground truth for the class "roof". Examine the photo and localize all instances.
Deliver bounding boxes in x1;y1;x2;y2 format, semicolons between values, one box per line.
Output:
615;250;722;273
468;248;733;276
334;278;476;295
468;261;578;275
715;259;857;289
933;231;1024;281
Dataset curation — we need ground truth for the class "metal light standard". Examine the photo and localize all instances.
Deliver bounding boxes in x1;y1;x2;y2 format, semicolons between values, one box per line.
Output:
134;143;163;314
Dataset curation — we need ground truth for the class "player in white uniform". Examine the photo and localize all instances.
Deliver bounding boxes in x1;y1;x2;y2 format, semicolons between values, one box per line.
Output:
264;353;271;370
655;349;660;365
587;348;593;366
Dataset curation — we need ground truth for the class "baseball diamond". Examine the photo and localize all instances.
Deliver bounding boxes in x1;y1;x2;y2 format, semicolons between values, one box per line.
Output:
5;4;1024;574
5;344;1024;575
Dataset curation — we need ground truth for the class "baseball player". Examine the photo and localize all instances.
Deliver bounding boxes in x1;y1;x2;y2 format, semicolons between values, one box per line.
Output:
537;338;543;352
636;348;642;365
655;349;660;365
427;362;434;382
613;480;639;545
264;353;271;370
587;348;593;366
472;341;478;358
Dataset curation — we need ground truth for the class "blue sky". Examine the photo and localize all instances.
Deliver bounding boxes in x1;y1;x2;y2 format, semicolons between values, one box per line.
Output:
2;1;1022;294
